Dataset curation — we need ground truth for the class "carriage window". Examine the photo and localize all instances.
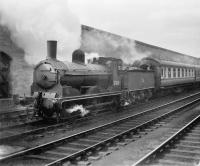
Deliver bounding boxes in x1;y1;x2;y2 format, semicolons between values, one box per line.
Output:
178;68;180;77
183;68;186;77
182;69;183;77
173;68;176;78
168;67;171;78
185;69;187;77
184;69;186;77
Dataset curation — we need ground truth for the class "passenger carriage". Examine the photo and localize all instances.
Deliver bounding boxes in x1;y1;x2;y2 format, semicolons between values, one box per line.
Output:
140;57;200;92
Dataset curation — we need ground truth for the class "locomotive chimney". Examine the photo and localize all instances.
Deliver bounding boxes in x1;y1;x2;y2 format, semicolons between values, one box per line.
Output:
47;40;57;60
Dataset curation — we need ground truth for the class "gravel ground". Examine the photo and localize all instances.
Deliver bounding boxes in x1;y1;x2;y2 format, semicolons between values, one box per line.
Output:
91;103;200;166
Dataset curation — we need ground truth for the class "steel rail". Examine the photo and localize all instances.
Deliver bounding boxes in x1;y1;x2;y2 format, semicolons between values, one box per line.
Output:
46;98;200;166
133;113;200;166
1;92;200;165
0;101;113;142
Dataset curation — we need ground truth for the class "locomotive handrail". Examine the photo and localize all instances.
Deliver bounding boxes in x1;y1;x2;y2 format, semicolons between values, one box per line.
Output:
59;91;122;106
56;87;154;101
57;90;122;100
40;87;154;102
58;87;155;107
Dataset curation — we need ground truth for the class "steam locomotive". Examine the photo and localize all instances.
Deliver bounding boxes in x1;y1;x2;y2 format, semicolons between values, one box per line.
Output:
32;40;200;120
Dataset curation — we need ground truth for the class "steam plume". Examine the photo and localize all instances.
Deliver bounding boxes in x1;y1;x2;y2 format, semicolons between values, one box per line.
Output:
82;27;151;65
85;52;100;64
66;105;90;117
0;0;81;64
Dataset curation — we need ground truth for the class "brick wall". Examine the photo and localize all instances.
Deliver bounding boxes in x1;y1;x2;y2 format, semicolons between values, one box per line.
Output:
0;25;33;96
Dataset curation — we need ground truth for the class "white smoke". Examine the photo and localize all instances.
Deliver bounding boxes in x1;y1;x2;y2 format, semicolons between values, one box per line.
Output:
82;27;151;65
0;0;81;64
85;52;100;64
66;105;90;117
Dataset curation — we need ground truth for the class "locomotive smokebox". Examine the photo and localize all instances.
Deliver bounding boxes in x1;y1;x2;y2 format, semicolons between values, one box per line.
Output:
72;49;85;64
47;40;57;60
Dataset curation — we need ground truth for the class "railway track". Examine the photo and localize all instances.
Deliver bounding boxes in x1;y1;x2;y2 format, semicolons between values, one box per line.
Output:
0;91;120;129
133;113;200;166
0;106;33;119
1;91;200;145
0;106;35;128
0;101;114;143
0;91;117;130
1;92;200;166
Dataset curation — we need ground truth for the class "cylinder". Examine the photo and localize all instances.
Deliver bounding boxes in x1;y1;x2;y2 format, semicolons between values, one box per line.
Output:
46;40;57;60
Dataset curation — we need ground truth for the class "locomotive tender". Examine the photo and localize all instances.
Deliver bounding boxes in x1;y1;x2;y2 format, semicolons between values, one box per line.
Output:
32;40;200;119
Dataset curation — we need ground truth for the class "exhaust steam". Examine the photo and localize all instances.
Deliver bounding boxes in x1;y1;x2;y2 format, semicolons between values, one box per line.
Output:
0;0;81;64
66;105;90;117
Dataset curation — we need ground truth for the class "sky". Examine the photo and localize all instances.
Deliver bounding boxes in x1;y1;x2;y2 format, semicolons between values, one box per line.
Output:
68;0;200;57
